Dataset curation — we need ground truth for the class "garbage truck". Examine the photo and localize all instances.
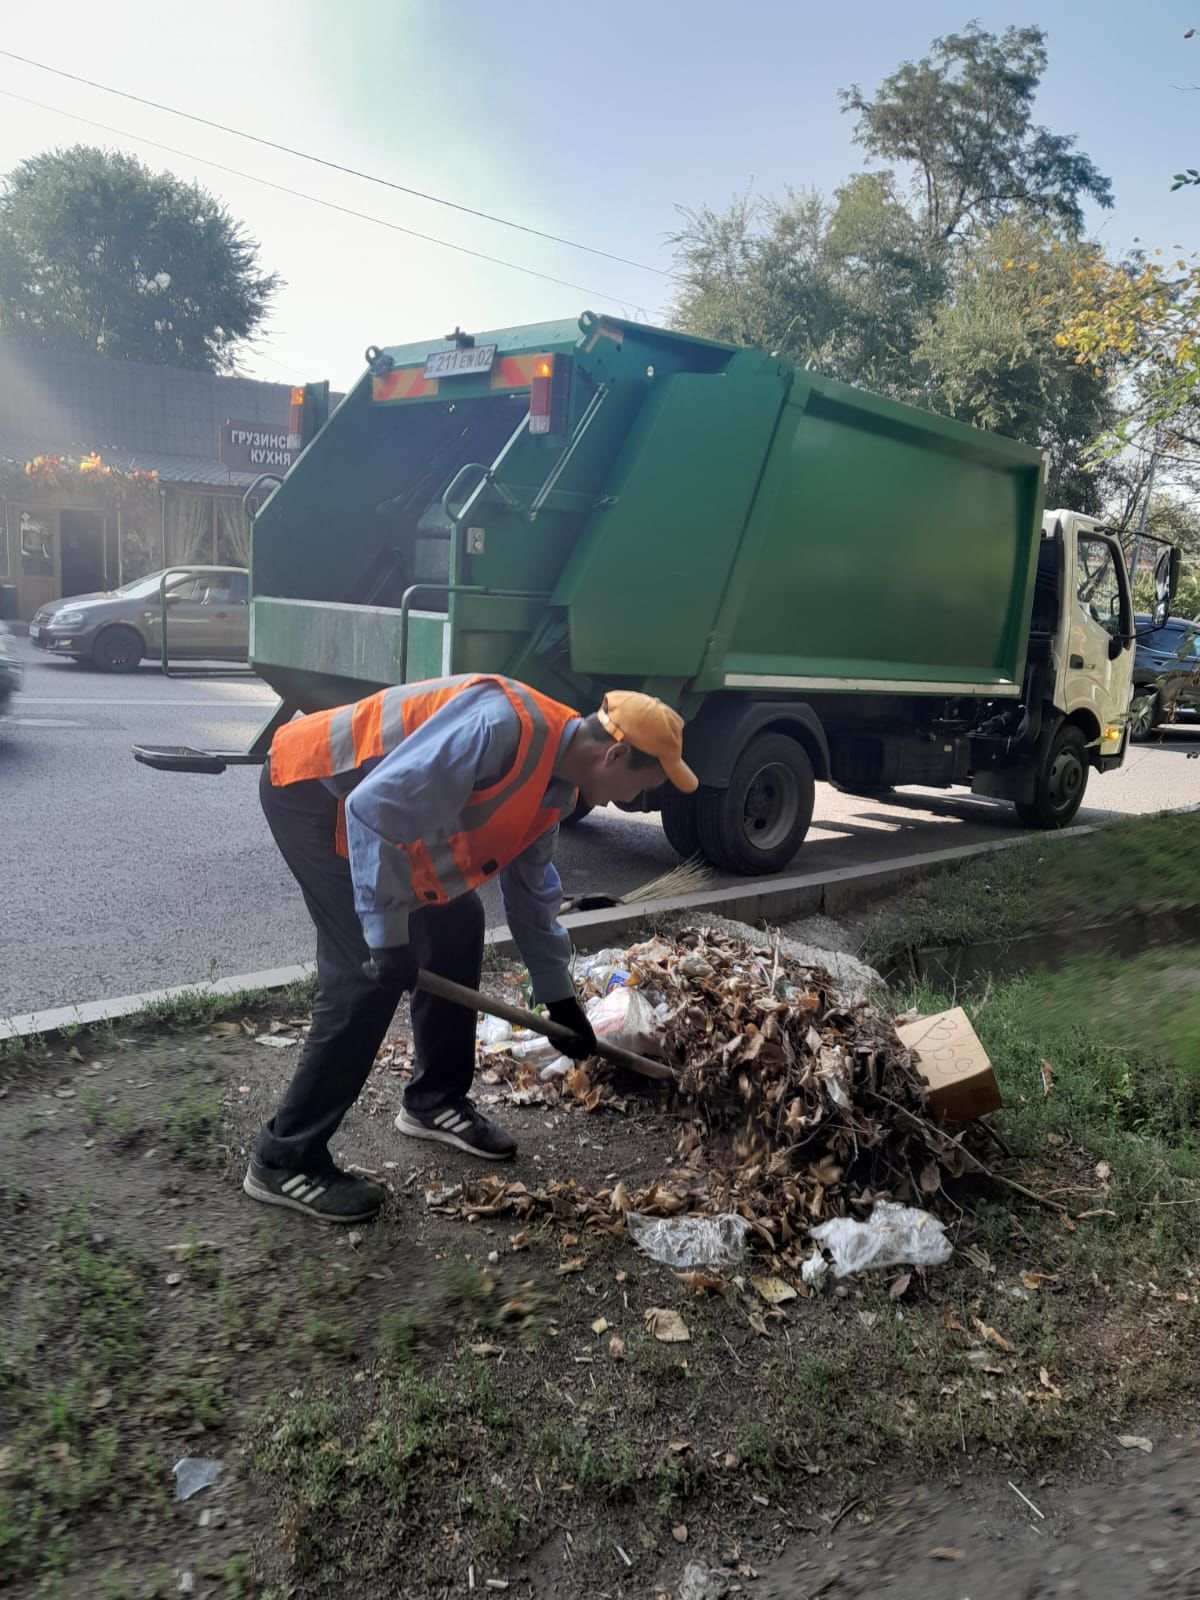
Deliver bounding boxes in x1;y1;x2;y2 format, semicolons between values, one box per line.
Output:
134;312;1178;876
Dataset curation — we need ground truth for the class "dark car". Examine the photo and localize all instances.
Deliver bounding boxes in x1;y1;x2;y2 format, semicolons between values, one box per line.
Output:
29;568;249;672
1129;612;1200;740
0;619;22;717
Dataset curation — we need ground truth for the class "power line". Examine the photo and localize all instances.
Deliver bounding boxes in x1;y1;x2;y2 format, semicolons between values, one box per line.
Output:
0;86;658;313
0;48;673;280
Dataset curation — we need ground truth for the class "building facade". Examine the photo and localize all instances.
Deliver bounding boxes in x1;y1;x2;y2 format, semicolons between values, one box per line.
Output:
0;340;327;621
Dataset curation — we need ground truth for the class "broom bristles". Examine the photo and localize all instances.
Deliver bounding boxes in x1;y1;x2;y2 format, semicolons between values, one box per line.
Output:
621;855;714;905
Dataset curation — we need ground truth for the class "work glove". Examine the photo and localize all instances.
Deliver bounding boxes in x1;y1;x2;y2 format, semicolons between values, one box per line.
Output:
362;945;420;995
546;995;598;1061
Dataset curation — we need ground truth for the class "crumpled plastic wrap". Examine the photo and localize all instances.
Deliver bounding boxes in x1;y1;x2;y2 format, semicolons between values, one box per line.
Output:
809;1201;952;1279
626;1210;750;1268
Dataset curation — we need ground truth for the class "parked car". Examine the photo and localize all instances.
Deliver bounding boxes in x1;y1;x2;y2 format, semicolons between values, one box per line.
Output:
0;619;22;716
1129;612;1200;740
29;568;249;672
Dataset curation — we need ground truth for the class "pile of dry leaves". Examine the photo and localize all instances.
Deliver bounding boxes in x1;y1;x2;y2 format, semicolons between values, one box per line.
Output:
433;927;986;1258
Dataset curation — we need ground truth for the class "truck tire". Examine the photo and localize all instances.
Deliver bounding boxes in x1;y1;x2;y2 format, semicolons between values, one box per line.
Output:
91;625;145;674
1129;692;1159;743
1014;723;1089;830
660;789;700;859
695;733;815;875
561;795;595;828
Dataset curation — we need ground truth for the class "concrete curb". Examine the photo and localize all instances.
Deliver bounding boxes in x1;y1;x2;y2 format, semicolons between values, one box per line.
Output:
0;824;1100;1045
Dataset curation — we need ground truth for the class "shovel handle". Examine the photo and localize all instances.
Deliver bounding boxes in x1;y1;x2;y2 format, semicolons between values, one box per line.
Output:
414;968;674;1083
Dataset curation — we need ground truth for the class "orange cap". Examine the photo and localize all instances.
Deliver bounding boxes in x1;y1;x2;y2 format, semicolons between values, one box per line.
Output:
596;691;699;794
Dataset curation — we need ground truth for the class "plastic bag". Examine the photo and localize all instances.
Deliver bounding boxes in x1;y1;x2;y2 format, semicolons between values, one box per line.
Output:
626;1211;750;1269
809;1201;952;1279
538;986;663;1081
477;1015;513;1047
173;1456;222;1501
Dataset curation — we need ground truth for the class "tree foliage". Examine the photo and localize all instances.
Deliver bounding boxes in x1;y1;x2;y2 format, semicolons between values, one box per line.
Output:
0;145;280;371
671;175;943;400
841;24;1113;242
917;217;1117;509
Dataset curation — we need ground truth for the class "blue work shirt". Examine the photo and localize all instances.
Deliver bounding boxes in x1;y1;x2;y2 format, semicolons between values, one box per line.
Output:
334;682;581;1004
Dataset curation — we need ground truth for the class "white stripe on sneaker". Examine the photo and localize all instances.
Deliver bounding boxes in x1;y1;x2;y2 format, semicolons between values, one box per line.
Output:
433;1109;458;1127
281;1174;308;1195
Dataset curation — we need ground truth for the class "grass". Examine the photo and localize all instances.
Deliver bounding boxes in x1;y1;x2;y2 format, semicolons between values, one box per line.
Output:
863;811;1200;968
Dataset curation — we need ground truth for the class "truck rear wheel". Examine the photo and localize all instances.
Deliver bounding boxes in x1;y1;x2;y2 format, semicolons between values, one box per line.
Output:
1014;723;1088;830
660;789;700;859
695;733;814;875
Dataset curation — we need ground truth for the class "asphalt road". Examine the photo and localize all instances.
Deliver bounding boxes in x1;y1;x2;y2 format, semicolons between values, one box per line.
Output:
4;636;1199;1018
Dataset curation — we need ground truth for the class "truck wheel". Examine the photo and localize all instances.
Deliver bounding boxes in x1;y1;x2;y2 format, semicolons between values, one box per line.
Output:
695;733;815;875
91;625;144;673
1015;724;1088;830
660;789;700;859
1129;692;1159;743
561;795;595;828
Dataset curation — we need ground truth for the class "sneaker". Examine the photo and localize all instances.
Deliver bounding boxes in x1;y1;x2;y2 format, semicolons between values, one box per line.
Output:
242;1155;386;1223
395;1097;517;1161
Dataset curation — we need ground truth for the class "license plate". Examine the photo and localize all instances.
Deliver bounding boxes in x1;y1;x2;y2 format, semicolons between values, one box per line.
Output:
423;344;497;380
29;625;39;641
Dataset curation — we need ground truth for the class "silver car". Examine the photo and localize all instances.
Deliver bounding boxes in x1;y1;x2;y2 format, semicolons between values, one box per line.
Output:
29;568;249;672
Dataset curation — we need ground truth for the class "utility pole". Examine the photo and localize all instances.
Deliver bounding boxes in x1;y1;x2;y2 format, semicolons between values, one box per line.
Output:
1129;431;1162;587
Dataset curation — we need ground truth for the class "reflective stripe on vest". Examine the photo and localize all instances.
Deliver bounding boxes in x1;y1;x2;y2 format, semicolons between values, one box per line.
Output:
268;675;580;901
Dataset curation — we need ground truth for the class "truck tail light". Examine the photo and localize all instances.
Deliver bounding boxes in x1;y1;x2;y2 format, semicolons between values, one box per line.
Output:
287;386;305;453
529;355;569;436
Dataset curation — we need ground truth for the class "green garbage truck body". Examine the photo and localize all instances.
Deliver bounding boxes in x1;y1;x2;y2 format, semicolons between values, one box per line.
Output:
235;312;1157;872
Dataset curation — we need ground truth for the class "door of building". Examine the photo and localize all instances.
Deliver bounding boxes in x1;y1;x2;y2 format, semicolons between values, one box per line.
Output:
59;510;107;597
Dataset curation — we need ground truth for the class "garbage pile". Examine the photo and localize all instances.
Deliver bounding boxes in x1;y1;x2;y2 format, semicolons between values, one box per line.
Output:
439;926;981;1258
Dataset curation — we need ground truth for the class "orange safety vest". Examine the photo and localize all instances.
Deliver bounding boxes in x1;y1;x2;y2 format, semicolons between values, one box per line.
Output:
268;674;580;906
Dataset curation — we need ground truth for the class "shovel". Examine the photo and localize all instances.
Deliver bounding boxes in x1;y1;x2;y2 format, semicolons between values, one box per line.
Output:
415;969;674;1083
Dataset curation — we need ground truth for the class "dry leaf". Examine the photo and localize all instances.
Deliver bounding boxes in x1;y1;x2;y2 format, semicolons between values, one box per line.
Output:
1095;1160;1112;1186
746;1311;769;1337
1021;1272;1059;1292
469;1342;502;1358
676;1270;727;1296
1117;1435;1153;1453
1038;1367;1063;1398
672;1524;689;1544
1040;1059;1054;1098
929;1547;964;1562
610;1181;631;1214
615;1270;628;1284
509;1230;529;1252
591;1317;609;1336
644;1308;690;1343
752;1274;797;1306
556;1258;585;1276
608;1334;625;1361
889;1272;912;1300
972;1317;1014;1353
89;1387;112;1411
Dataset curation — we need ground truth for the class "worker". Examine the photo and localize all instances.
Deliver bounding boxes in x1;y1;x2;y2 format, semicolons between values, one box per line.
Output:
243;674;698;1224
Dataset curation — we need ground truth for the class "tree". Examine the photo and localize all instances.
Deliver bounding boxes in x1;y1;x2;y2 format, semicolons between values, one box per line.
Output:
670;175;944;400
841;25;1113;242
916;216;1117;510
0;146;280;371
1056;250;1200;448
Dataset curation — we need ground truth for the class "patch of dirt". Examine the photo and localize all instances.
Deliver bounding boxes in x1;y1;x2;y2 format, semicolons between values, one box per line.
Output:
760;1433;1200;1599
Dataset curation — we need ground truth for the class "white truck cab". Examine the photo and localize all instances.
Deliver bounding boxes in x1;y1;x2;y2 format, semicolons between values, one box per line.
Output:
971;509;1175;828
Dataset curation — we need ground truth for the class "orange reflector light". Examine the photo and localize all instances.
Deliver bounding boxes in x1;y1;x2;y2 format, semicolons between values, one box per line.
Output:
529;354;569;436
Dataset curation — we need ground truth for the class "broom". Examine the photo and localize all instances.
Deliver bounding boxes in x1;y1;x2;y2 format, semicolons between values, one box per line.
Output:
561;855;714;914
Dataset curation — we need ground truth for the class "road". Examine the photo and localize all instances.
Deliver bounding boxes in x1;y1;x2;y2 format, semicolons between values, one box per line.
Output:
4;635;1199;1017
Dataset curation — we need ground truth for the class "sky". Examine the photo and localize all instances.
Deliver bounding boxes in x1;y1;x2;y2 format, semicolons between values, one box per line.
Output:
0;0;1196;392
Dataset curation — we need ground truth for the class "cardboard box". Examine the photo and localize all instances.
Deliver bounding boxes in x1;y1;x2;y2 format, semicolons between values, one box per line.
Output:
895;1007;1002;1124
